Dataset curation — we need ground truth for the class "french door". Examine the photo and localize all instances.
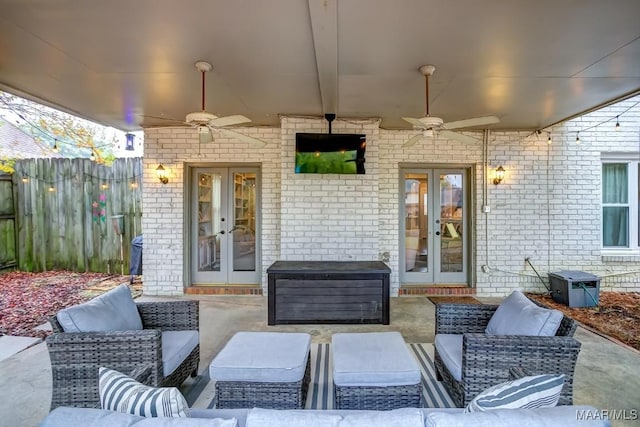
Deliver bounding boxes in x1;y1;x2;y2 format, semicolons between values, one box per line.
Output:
191;167;259;285
401;168;468;284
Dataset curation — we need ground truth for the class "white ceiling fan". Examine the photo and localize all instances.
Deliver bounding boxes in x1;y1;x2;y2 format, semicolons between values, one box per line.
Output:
147;61;267;147
402;65;499;147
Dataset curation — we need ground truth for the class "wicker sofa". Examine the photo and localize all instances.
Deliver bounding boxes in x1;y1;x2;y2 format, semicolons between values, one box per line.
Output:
434;292;581;408
40;406;612;426
46;285;200;410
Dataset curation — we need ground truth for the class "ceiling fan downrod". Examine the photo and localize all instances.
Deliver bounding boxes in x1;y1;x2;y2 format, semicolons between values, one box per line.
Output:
195;61;212;112
419;65;436;118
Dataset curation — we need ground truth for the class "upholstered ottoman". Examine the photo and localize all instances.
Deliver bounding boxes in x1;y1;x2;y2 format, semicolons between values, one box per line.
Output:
332;331;422;410
209;332;311;409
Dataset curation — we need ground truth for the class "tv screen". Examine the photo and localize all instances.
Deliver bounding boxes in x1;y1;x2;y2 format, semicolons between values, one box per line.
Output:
295;133;366;174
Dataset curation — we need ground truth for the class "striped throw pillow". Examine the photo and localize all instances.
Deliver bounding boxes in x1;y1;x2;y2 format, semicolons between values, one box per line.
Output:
99;367;190;418
465;374;565;413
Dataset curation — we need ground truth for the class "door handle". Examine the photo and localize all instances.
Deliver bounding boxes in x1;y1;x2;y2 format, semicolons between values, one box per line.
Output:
435;231;440;236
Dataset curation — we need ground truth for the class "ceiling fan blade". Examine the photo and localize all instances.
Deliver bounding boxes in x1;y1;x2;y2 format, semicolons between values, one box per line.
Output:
402;117;428;128
403;134;423;147
217;128;268;146
140;114;189;126
208;115;252;128
439;129;480;144
442;116;500;130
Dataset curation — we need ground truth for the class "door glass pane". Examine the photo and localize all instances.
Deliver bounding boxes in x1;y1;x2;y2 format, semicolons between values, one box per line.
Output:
197;172;222;271
404;174;428;272
440;173;463;273
233;172;256;271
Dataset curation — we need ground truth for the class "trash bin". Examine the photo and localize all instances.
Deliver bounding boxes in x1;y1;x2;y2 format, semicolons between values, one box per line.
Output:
111;215;125;235
130;235;143;282
548;270;600;308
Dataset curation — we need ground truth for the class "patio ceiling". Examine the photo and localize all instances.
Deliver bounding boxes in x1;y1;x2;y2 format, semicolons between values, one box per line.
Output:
0;0;639;133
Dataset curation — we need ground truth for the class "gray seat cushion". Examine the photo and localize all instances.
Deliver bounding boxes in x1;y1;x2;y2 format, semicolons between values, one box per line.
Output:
485;291;563;336
331;331;420;387
245;407;425;427
425;405;612;427
162;330;200;377
209;332;311;382
434;334;463;381
56;284;143;333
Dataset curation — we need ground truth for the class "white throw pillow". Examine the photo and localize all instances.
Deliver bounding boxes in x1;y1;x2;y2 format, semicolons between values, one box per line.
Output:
465;374;565;412
99;367;190;418
485;290;563;336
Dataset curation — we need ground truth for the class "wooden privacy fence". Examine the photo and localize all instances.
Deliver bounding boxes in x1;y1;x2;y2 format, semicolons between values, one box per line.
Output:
0;173;17;269
4;157;143;273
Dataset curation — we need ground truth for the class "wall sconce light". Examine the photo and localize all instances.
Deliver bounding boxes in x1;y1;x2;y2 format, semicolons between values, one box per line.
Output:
493;166;505;185
156;164;169;184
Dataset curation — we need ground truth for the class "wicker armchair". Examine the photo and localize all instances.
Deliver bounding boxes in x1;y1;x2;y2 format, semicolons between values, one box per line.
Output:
434;301;581;408
47;300;200;410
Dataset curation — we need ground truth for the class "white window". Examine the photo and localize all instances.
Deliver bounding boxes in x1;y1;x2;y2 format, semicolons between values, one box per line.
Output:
602;154;639;253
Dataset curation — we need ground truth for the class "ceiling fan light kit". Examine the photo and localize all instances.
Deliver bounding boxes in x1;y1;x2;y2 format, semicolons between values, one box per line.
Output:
402;64;499;147
198;125;214;144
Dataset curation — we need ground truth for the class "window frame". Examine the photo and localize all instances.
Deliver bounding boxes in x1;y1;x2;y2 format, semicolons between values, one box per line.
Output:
601;154;640;255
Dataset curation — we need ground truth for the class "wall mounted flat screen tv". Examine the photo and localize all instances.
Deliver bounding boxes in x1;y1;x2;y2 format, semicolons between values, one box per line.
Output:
295;133;366;174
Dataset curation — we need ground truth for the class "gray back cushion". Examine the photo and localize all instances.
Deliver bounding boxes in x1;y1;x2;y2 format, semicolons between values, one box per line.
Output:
57;284;143;332
485;291;563;336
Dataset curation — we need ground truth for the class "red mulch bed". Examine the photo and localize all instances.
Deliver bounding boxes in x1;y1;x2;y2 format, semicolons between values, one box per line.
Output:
527;292;640;352
0;271;139;339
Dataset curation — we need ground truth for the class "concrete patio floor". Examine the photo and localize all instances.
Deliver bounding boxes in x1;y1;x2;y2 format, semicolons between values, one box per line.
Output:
1;295;639;427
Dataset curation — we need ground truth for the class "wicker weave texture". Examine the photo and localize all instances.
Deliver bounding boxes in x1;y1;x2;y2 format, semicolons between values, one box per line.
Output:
215;356;311;409
434;301;581;408
334;383;422;410
47;300;200;410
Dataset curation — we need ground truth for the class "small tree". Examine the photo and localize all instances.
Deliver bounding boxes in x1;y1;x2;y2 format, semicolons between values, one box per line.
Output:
0;91;119;167
0;157;16;174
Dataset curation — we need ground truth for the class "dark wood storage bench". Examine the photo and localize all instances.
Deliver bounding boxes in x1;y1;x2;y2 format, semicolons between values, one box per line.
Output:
267;261;391;325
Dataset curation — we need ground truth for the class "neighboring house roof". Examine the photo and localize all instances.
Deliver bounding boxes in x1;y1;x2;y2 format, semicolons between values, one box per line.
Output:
0;118;62;159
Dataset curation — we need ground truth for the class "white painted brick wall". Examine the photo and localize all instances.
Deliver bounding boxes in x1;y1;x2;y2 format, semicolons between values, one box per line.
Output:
142;96;640;297
378;128;485;294
279;117;380;262
142;126;281;295
474;95;640;296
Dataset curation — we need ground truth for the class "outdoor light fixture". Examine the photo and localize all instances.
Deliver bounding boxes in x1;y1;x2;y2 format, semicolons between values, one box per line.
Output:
156;164;169;184
125;133;136;151
493;166;505;185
